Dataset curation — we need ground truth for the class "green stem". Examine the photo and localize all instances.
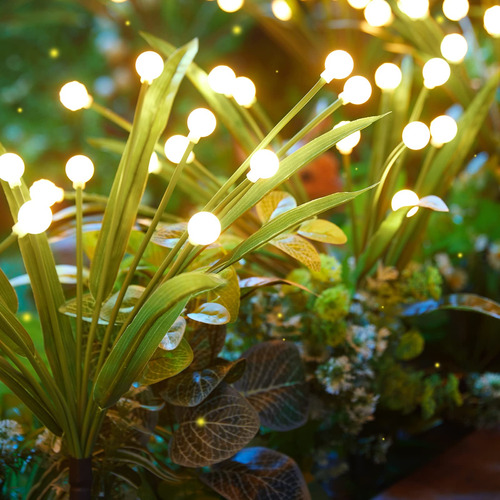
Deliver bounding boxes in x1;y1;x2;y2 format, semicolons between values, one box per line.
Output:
342;154;359;258
414;146;437;193
90;101;132;132
75;186;84;419
0;232;17;255
234;99;265;141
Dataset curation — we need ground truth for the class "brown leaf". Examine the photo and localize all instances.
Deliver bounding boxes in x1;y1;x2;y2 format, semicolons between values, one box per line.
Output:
186;322;227;370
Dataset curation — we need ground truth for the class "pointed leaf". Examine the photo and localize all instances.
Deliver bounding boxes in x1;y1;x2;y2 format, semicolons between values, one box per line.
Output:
234;341;309;431
200;447;311;500
187;303;231;326
0;268;18;313
256;191;297;224
0;301;35;357
100;285;146;325
298;218;347;245
271;233;321;271
159;316;186;351
417;195;449;212
169;384;260;467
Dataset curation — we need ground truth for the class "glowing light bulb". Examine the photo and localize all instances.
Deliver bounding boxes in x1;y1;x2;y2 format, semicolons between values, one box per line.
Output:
397;0;428;19
187;108;217;140
232;76;256;107
148;152;161;174
484;6;500;38
164;135;195;164
442;0;469;21
59;81;92;111
440;33;468;63
207;65;236;96
430;115;458;146
111;0;127;3
423;58;451;89
347;0;370;9
247;149;280;182
217;0;244;13
340;76;372;105
29;180;64;206
272;0;292;21
188;212;222;245
334;121;361;155
65;155;94;188
402;121;430;150
0;153;25;187
364;0;393;27
321;50;354;83
375;63;402;90
135;51;164;84
391;189;419;217
13;201;53;236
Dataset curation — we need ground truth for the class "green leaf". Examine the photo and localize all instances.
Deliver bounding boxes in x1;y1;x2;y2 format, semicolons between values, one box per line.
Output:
151;222;188;249
255;191;297;224
139;338;193;385
94;272;224;409
271;233;321;271
234;341;309;431
298;218;347;245
200;447;311;500
89;39;199;301
207;266;240;322
187;303;231;325
0;267;18;313
0;301;34;357
100;285;146;325
169;384;260;467
59;293;106;324
127;231;167;267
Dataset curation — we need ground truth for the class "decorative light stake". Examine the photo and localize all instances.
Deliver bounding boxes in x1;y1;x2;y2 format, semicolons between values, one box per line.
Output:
188;212;222;245
397;0;428;19
321;50;354;83
217;0;244;13
442;0;469;22
29;179;64;206
422;58;451;89
347;0;370;9
364;0;393;27
65;155;95;189
271;0;292;21
187;108;217;142
484;6;500;38
402;121;430;150
232;76;256;107
247;149;280;182
430;115;458;146
334;121;361;155
0;153;25;187
164;135;195;164
391;189;419;217
441;34;468;63
340;76;372;105
13;201;53;237
59;81;92;111
207;65;237;96
135;51;164;84
375;63;402;91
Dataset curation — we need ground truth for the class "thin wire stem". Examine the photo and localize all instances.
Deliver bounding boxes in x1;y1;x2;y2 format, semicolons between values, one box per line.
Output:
75;186;84;420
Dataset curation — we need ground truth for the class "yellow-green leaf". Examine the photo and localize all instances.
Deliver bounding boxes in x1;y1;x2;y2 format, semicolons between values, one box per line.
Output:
0;268;18;313
208;266;240;322
100;285;146;325
271;233;321;271
256;191;297;224
151;222;188;249
298;219;347;245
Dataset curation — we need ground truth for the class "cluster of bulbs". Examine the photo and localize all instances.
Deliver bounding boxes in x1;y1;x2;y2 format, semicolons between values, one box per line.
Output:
207;65;256;107
402;115;458;151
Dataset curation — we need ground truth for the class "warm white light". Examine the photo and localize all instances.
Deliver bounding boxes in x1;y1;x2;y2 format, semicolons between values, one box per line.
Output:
340;76;372;105
402;121;430;150
187;212;222;245
217;0;244;13
430;115;458;146
321;50;354;83
272;0;292;21
391;189;419;218
59;81;92;111
397;0;428;19
13;201;53;236
232;76;256;107
0;153;25;187
164;135;195;164
29;180;64;206
364;0;393;27
423;58;451;89
442;0;469;21
207;65;236;96
334;121;361;155
65;155;94;188
484;6;500;37
148;152;162;174
375;63;402;90
347;0;370;9
187;108;217;140
247;149;280;182
135;51;164;84
110;0;127;2
440;33;468;63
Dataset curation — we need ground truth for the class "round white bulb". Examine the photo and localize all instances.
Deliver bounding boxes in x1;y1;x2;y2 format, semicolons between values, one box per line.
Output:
440;33;468;63
59;81;92;111
164;135;195;164
340;76;372;105
0;153;25;186
217;0;244;13
187;108;217;139
364;0;393;27
334;121;361;155
322;50;354;83
272;0;292;21
207;65;236;96
232;76;256;107
135;51;164;84
430;115;458;146
391;189;420;217
188;212;222;246
423;58;451;89
484;6;500;38
397;0;428;19
347;0;371;9
375;63;402;90
13;201;53;236
247;149;280;182
65;155;94;188
148;152;162;174
402;121;430;150
29;180;64;206
442;0;469;22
